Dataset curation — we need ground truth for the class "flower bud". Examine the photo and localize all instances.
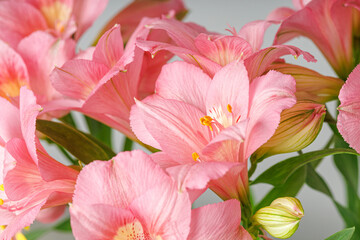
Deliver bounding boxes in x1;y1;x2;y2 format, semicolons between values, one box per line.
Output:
252;197;304;239
252;101;326;161
268;63;343;103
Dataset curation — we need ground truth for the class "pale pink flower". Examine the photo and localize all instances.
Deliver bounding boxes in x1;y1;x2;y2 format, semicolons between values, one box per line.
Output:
131;61;296;204
136;17;315;79
70;150;251;240
0;0;108;47
338;64;360;153
0;32;80;118
269;0;360;79
51;19;173;140
0;88;79;240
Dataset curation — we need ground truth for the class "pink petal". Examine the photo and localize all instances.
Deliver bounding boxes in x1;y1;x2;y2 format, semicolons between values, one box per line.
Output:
36;205;66;223
206;61;250;119
17;31;76;103
166;161;239;193
338;64;360;153
72;151;170;208
189;199;252;240
194;34;253;67
238;20;273;52
133;96;210;163
274;0;353;78
267;7;296;21
0;201;45;240
129;184;191;239
4;138;40;201
73;0;109;39
97;0;186;43
0;2;47;48
0;40;29;101
19;87;41;163
50;59;108;100
244;45;316;80
70;204;135;240
93;25;124;68
146;18;208;51
155;61;211;112
0;97;21;144
245;70;296;158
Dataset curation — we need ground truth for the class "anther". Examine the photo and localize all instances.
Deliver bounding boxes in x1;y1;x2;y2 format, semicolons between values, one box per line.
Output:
192;152;200;161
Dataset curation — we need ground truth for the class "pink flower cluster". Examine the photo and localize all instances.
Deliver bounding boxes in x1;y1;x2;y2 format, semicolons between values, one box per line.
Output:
0;0;359;239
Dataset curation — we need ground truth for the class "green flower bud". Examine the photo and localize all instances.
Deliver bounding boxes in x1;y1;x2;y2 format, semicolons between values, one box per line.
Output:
252;197;304;239
269;63;343;103
252;101;326;161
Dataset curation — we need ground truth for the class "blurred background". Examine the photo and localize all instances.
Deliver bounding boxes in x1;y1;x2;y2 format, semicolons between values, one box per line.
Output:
39;1;346;239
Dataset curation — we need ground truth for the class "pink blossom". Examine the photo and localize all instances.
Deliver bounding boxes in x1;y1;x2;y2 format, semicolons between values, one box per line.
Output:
0;0;108;47
0;88;79;240
131;61;296;204
270;0;360;79
70;150;251;240
51;19;173;141
136;17;315;78
338;64;360;153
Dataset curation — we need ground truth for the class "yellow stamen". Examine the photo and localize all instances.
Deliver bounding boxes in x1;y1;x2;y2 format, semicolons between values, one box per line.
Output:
24;226;30;231
294;55;298;60
227;104;232;113
0;199;4;205
200;116;213;131
0;184;4;191
15;232;27;240
192;152;200;161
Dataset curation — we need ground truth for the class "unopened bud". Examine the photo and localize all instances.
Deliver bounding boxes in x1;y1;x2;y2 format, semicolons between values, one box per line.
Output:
252;197;304;239
269;63;343;103
252;101;326;161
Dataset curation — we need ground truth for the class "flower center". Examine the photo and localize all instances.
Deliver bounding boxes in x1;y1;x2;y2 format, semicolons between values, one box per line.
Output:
113;219;162;240
0;79;28;101
41;1;72;33
200;104;239;132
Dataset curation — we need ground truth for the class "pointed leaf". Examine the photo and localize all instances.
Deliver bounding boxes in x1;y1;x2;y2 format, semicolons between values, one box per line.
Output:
36;119;115;164
306;164;333;198
252;148;359;186
255;166;306;211
325;227;355;240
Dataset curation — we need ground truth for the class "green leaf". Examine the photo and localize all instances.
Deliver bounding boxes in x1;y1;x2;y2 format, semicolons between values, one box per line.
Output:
24;228;49;240
325;227;355;240
54;218;72;232
305;164;333;198
36;119;115;164
333;136;359;211
59;113;77;128
255;166;306;212
252;148;359;186
85;116;112;148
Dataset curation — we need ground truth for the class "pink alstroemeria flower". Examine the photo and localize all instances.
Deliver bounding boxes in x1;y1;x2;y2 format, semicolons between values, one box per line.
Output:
269;0;360;79
338;64;360;153
0;31;80;117
136;17;315;79
131;61;296;205
0;88;79;240
0;0;108;47
51;19;173;141
70;150;252;240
